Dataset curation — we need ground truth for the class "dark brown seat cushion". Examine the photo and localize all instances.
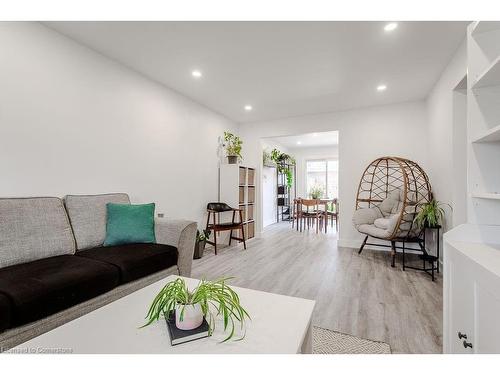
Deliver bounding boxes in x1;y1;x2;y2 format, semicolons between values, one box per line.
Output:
76;243;178;283
0;255;120;327
0;293;11;333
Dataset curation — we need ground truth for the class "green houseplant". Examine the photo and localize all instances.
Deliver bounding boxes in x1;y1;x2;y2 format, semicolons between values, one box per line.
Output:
223;131;243;164
270;148;296;188
414;199;450;228
143;277;250;342
193;229;210;259
309;186;324;199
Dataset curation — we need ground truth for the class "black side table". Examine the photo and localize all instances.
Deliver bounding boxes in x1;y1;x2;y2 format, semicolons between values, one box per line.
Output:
402;225;440;281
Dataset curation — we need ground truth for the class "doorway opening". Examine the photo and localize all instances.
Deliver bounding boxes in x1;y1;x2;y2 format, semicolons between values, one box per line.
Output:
260;131;339;229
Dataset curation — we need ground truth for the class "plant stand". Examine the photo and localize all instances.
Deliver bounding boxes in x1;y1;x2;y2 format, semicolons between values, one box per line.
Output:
276;161;296;222
402;225;440;281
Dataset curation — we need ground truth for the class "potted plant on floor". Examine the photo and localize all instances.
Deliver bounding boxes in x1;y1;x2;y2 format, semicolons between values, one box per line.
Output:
142;277;250;342
193;229;210;259
223;131;243;164
414;198;451;228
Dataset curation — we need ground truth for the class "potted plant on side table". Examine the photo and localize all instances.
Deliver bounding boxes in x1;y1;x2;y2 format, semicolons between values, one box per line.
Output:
414;198;450;229
142;277;250;342
193;229;210;259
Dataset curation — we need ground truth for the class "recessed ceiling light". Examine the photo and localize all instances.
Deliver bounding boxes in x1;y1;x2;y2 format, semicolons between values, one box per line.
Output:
384;22;398;32
244;105;253;111
297;141;302;145
377;84;387;92
191;70;202;78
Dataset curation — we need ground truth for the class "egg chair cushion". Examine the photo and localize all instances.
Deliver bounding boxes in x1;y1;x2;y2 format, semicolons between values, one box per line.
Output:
374;217;391;230
357;224;393;239
375;213;400;231
352;206;383;227
378;190;401;216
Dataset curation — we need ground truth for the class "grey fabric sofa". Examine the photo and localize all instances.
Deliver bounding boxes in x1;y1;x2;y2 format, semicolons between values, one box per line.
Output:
0;193;197;351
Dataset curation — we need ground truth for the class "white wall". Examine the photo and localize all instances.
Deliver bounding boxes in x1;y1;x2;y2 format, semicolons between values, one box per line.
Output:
426;41;467;231
239;101;429;248
288;145;339;198
0;22;237;226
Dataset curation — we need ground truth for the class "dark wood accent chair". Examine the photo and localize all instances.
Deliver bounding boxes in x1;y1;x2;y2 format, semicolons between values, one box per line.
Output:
205;202;246;255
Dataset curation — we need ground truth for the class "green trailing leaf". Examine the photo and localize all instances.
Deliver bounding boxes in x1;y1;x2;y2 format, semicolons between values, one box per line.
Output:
142;277;250;342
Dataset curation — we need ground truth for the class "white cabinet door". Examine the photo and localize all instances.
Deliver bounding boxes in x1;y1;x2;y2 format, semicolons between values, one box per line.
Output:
447;249;475;353
475;273;500;353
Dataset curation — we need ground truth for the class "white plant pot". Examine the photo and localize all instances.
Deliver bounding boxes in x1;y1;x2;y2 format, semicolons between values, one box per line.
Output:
175;303;204;330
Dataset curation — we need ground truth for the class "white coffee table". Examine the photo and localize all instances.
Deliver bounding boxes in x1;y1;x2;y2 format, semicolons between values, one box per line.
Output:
9;276;315;354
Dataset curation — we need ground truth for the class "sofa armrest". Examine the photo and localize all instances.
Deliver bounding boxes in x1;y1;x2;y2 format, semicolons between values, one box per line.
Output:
155;218;197;277
352;207;382;227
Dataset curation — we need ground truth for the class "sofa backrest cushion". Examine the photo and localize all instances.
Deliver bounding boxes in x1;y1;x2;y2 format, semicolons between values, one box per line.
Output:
64;193;130;250
0;197;76;268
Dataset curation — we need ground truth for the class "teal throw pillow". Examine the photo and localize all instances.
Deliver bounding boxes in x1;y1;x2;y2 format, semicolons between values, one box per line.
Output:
104;203;156;246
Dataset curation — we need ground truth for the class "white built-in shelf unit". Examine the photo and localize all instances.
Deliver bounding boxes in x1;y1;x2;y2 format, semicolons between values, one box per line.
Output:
468;21;500;216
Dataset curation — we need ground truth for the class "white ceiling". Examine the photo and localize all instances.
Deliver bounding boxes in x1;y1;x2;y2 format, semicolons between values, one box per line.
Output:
44;21;469;124
269;131;339;149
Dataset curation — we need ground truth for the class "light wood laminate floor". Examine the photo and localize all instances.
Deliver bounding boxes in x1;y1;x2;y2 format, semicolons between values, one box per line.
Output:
192;222;442;354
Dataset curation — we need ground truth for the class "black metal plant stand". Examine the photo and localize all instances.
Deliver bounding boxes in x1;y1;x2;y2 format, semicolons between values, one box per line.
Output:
402;225;440;281
276;161;296;222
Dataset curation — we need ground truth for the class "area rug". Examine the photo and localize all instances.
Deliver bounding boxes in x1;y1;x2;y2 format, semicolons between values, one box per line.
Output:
313;326;391;354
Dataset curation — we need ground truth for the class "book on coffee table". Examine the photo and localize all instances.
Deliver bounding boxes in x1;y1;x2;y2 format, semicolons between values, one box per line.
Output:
165;311;210;346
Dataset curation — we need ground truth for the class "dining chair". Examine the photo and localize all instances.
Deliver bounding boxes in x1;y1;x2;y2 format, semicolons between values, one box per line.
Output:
318;199;331;233
299;199;321;233
291;198;301;231
326;198;339;232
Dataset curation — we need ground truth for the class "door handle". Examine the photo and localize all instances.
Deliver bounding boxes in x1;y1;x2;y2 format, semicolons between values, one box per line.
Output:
458;332;467;340
463;340;473;349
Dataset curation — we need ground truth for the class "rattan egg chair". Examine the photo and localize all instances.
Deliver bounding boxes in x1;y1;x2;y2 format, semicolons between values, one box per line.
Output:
352;156;432;267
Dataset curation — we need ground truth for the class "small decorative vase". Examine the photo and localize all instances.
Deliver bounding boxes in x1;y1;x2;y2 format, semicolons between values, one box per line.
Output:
175;303;204;330
227;155;238;164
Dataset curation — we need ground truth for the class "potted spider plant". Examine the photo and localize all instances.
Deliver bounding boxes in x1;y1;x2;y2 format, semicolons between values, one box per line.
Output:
223;131;243;164
414;198;451;228
142;277;250;342
193;229;210;259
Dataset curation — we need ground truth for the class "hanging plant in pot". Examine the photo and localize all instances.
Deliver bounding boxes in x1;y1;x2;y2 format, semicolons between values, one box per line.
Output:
223;131;243;164
142;277;250;342
270;148;296;188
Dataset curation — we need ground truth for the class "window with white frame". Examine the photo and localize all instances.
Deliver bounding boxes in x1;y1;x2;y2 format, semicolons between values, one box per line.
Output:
306;159;338;198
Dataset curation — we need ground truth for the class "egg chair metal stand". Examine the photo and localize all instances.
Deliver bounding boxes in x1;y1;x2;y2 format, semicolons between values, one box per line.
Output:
352;156;432;268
